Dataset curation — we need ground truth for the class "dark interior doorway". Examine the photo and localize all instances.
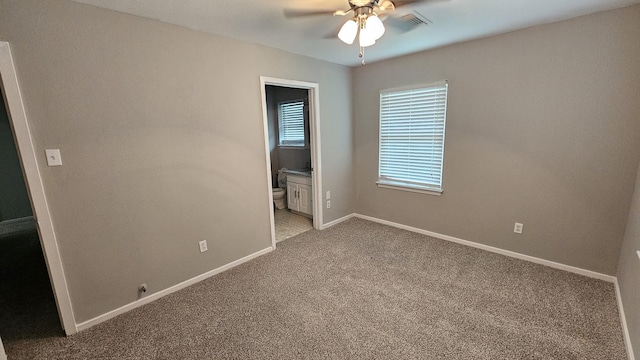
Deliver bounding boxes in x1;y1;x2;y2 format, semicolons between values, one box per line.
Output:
0;88;63;348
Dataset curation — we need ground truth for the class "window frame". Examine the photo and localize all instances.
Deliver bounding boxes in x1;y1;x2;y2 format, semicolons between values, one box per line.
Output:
377;80;448;196
277;99;307;149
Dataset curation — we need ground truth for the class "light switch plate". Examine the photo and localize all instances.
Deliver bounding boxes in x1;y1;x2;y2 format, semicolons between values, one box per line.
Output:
45;149;62;166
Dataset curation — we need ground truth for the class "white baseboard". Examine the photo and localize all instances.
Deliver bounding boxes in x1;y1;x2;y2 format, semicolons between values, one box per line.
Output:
615;279;636;360
354;214;616;283
76;246;273;332
0;216;37;239
0;215;34;224
321;213;355;229
353;214;633;357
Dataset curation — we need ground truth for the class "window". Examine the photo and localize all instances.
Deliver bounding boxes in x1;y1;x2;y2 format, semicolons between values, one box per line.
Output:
278;100;306;147
378;81;448;195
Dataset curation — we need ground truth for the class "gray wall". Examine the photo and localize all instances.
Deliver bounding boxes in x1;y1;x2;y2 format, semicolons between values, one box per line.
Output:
3;0;634;333
618;164;640;356
353;5;640;275
0;0;354;322
0;89;33;221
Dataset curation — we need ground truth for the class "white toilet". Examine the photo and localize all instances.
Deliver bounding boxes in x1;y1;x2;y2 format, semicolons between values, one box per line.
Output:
272;169;287;209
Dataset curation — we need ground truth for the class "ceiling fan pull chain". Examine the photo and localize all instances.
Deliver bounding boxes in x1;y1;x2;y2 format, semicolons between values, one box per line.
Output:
359;46;366;65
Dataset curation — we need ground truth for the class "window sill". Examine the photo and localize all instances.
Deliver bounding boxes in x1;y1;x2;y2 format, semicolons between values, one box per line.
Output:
376;180;443;196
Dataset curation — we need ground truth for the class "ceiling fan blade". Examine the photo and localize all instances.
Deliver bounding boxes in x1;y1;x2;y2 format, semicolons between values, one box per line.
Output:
333;9;353;16
376;0;396;12
283;9;337;18
389;0;448;8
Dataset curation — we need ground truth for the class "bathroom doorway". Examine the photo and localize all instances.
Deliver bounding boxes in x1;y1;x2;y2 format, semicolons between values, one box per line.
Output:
260;77;322;248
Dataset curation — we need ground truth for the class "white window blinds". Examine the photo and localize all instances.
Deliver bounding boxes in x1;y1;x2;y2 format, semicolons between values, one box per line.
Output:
278;100;305;147
378;81;448;193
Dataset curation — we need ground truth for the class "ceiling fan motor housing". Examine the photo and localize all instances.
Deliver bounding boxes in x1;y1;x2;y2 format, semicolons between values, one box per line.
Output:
355;6;374;17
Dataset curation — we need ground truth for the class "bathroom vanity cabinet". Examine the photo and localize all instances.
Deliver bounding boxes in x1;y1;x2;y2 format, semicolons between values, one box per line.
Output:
287;174;312;217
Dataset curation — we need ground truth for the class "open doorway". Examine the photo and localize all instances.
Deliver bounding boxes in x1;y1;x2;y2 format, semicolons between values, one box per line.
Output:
260;77;322;248
0;74;63;346
0;42;76;340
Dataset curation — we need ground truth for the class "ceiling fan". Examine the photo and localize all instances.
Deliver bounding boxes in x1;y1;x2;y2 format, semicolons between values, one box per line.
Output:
285;0;437;65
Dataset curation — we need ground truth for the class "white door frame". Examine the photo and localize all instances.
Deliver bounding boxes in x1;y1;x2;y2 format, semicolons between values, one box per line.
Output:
0;335;6;360
260;76;322;249
0;42;77;335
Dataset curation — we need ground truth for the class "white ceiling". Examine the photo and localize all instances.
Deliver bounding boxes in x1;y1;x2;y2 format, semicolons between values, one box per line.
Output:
71;0;640;67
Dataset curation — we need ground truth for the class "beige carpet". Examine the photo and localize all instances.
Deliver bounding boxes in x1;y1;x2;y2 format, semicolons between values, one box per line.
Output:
3;218;628;359
274;208;313;242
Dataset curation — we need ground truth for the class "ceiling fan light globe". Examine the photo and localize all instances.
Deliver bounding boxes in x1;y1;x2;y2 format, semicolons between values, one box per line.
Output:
366;14;385;40
338;19;358;45
359;27;376;47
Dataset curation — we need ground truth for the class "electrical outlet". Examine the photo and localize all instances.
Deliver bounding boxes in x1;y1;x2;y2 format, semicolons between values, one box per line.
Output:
327;200;331;209
637;250;640;260
199;240;208;253
326;191;331;200
139;283;148;293
514;223;523;234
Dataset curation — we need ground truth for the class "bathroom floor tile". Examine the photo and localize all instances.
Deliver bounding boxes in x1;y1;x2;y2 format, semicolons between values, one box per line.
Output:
274;209;313;243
